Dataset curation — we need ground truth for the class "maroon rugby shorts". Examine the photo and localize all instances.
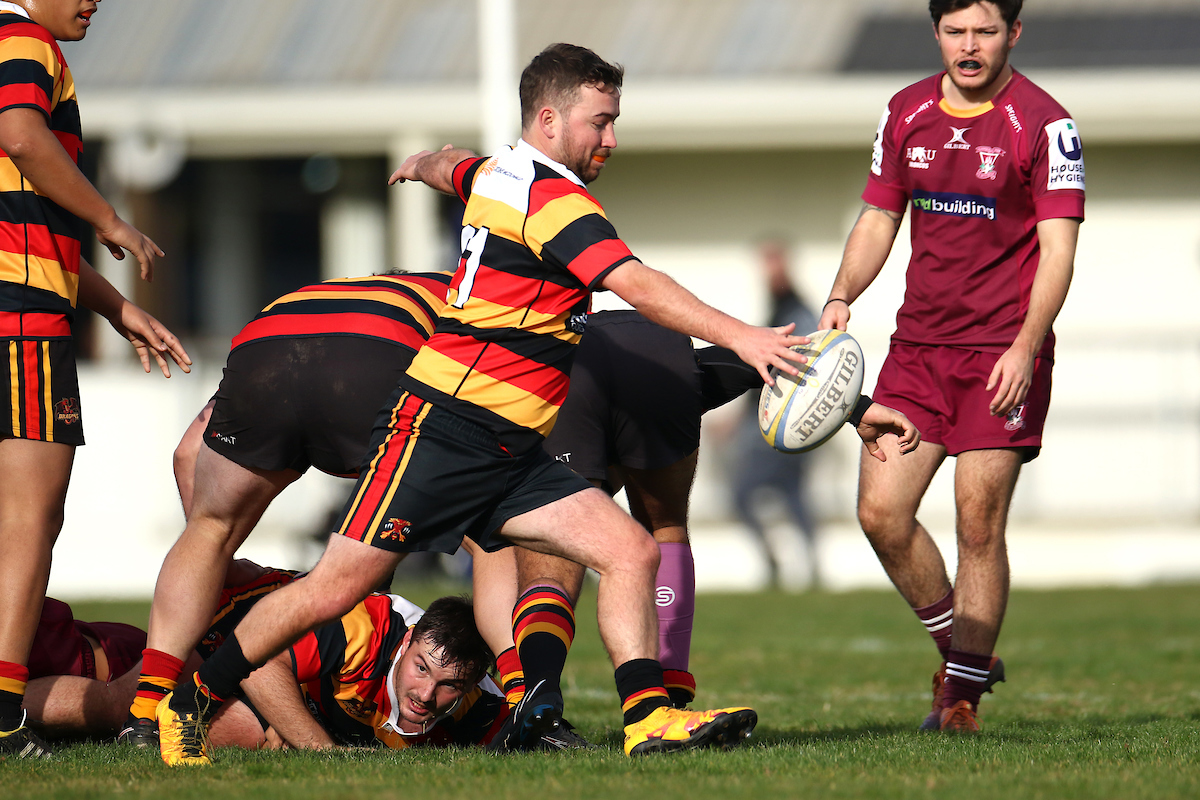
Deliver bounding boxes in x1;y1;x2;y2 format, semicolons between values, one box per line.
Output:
872;342;1052;462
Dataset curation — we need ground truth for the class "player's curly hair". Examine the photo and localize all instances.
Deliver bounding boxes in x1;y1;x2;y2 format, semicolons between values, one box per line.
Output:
410;595;494;685
929;0;1022;28
520;43;624;130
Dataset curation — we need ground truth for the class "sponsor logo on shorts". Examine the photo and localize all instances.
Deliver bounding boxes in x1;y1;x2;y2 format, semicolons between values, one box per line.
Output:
906;146;937;169
1045;118;1085;191
975;146;1006;180
568;313;587;335
209;430;237;445
1004;403;1027;432
655;586;676;607
944;126;972;150
54;397;80;425
380;517;411;543
911;190;996;220
552;452;571;464
790;348;860;442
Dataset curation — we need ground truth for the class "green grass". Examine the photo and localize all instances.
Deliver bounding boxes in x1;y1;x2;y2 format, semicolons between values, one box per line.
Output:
6;584;1200;799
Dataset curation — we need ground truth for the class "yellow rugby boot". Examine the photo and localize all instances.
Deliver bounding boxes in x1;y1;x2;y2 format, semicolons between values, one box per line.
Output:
623;705;757;756
157;691;213;766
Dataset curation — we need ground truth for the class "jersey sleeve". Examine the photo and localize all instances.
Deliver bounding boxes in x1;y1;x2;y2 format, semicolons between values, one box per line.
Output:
861;100;909;214
452;156;490;204
0;24;59;120
1031;116;1086;221
524;181;636;289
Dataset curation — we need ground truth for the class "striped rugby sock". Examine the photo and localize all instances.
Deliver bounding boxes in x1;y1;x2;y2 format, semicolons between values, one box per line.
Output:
616;658;670;726
0;660;28;730
942;648;994;710
914;589;954;659
512;585;575;699
663;668;696;708
495;647;526;708
129;649;185;722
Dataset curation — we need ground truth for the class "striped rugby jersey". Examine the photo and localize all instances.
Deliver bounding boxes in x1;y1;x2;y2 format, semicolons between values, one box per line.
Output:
0;6;87;340
289;593;506;749
229;272;452;354
401;139;637;453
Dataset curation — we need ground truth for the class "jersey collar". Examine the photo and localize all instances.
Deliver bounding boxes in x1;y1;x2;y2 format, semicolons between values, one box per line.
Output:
0;3;30;18
936;68;1023;119
515;138;586;188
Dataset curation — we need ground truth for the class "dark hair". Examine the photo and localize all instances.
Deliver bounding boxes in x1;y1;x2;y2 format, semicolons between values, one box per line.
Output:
519;43;624;130
929;0;1022;28
410;595;494;685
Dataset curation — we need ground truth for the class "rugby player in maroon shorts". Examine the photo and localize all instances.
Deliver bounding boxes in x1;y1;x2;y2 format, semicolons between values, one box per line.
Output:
819;0;1084;732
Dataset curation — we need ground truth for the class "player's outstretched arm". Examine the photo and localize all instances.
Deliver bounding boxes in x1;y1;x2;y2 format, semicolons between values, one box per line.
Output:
77;260;192;377
240;652;338;750
388;144;476;194
818;203;905;330
602;259;808;385
854;400;920;462
0;107;164;281
986;217;1079;417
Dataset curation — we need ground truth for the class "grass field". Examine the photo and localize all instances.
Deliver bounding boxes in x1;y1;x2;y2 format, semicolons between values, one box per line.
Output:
3;583;1199;799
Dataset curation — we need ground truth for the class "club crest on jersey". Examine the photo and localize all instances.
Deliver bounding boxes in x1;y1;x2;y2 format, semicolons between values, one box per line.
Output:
944;126;972;150
906;146;937;169
975;146;1006;180
1004;403;1027;432
380;518;411;543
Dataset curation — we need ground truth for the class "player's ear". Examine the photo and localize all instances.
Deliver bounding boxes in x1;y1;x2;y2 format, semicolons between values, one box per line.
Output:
537;106;558;139
1007;18;1022;48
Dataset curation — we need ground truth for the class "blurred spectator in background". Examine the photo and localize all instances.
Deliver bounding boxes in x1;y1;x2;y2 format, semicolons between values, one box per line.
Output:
730;241;821;589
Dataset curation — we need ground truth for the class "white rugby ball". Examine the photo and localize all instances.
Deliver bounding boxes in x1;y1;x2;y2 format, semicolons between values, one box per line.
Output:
758;329;865;453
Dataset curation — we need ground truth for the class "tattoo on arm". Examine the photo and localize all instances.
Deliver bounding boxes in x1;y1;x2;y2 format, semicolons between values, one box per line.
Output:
858;203;904;239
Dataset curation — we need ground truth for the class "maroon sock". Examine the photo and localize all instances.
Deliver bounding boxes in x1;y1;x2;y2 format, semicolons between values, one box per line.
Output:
913;589;954;659
942;648;994;710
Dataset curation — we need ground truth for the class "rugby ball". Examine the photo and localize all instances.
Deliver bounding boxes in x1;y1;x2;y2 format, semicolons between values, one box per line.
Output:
758;329;865;453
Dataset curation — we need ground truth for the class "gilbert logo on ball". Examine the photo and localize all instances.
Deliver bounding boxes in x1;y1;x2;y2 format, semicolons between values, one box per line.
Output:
759;330;865;453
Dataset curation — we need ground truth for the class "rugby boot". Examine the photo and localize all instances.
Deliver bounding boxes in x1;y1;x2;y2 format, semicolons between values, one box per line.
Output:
157;691;212;766
0;712;52;759
919;656;1005;731
486;679;564;753
623;705;757;756
938;699;981;733
117;714;159;748
538;718;598;751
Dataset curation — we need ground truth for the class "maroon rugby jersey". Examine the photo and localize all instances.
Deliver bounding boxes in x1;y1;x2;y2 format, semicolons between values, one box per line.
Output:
864;69;1085;359
229;272;452;354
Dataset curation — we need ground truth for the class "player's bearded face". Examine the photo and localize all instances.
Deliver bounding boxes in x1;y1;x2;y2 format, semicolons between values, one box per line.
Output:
557;84;619;185
393;633;468;732
935;1;1021;98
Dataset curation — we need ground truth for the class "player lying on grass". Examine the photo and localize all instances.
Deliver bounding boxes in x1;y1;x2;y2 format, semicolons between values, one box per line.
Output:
488;311;919;748
25;560;513;751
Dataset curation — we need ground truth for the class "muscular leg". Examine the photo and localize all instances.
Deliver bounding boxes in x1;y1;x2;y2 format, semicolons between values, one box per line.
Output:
0;439;73;729
173;400;213;518
949;448;1022;655
856;435;950;607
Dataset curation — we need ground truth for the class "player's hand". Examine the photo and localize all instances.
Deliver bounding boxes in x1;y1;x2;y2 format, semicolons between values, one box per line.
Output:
986;346;1035;417
110;300;192;377
262;726;289;750
855;402;920;462
818;298;851;331
388;143;456;185
94;216;164;282
734;322;809;386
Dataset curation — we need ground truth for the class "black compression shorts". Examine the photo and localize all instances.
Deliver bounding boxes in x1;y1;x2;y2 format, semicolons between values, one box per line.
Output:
204;336;415;477
542;311;761;481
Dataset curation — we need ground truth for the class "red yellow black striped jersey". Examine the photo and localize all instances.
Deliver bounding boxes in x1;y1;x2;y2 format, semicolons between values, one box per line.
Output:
402;139;637;453
289;593;505;749
229;272;453;354
0;7;86;339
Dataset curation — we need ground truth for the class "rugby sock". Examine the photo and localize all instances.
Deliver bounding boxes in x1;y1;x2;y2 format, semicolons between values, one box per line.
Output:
615;658;670;726
129;649;185;722
655;543;695;671
495;647;526;708
512;585;575;699
0;660;28;729
174;633;255;723
914;589;954;659
663;668;696;708
942;648;995;710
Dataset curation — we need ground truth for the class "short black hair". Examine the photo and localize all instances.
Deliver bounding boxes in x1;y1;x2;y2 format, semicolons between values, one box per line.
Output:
929;0;1022;28
519;43;624;130
410;595;493;686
